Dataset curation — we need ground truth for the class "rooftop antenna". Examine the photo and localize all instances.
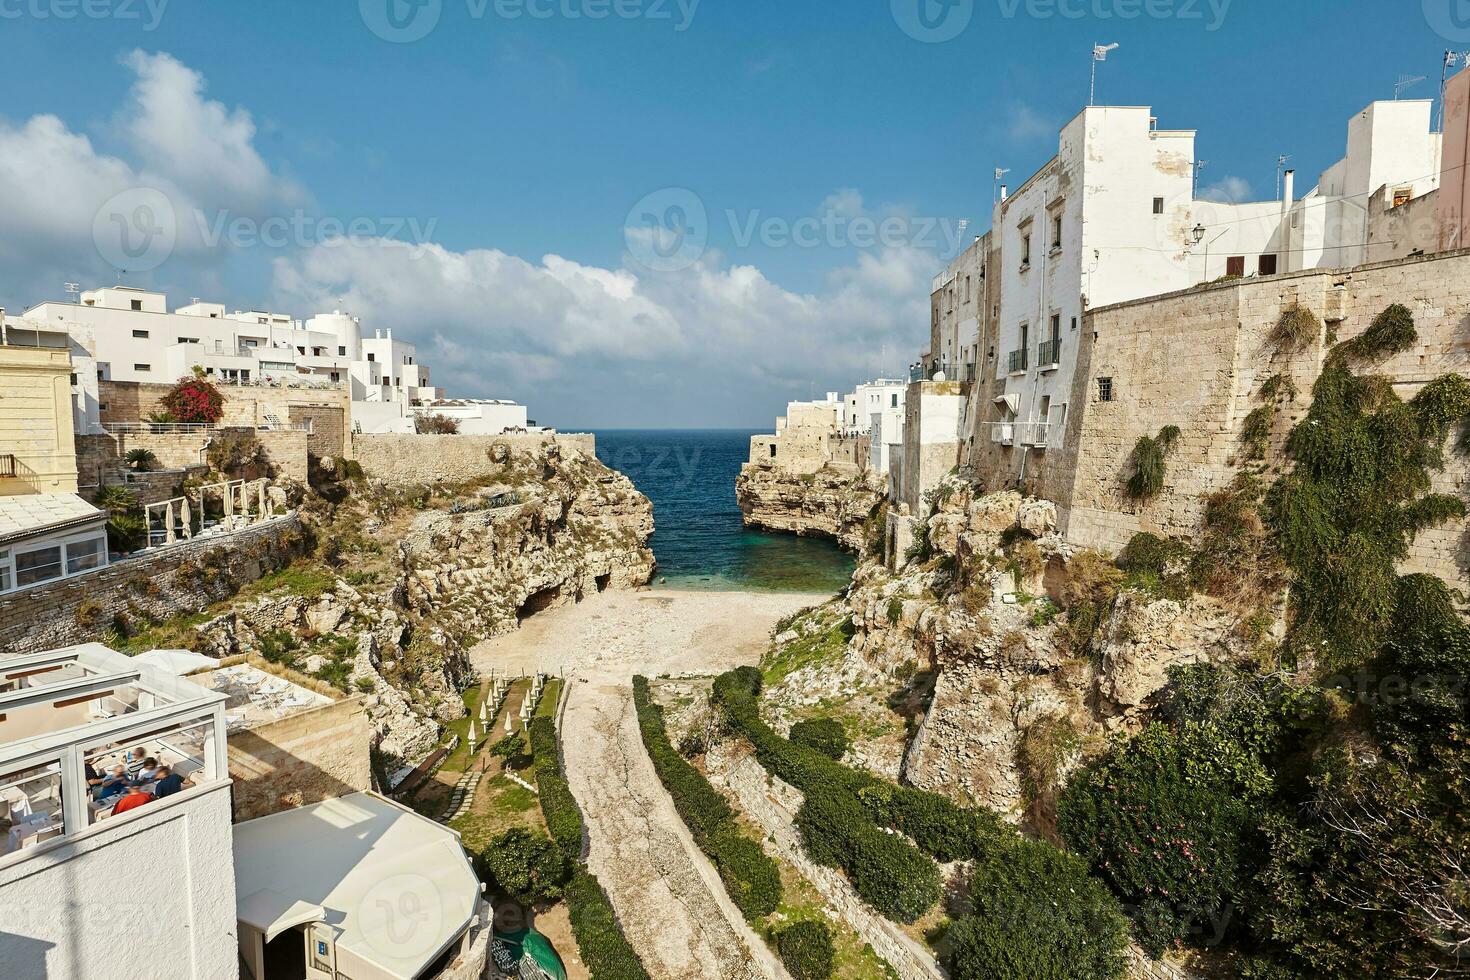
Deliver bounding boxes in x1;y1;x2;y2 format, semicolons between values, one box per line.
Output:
65;283;80;304
955;218;970;256
1395;73;1427;100
1275;155;1293;199
993;167;1010;204
1440;52;1470;131
1090;43;1119;107
1193;159;1210;197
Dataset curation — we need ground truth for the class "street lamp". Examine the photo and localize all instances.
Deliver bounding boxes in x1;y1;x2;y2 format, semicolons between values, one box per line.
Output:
1192;224;1206;246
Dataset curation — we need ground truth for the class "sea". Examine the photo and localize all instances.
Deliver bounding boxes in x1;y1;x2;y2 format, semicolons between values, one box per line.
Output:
590;430;855;595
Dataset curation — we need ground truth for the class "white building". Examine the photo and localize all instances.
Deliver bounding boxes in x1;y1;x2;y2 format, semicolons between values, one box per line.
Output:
841;380;907;475
22;286;445;434
0;643;239;980
967;98;1442;465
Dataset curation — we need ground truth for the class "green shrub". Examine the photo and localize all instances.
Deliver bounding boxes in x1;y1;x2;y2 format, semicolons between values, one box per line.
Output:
1266;306;1321;357
475;827;571;905
1058;550;1124;659
1333;302;1417;364
631;676;781;921
775;920;835;980
949;835;1129;980
1125;426;1181;500
1117;532;1193;599
564;872;650;979
528;715;584;860
790;718;849;760
1268;351;1470;668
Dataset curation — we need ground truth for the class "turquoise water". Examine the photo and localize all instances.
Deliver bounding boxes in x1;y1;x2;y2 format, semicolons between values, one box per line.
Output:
591;430;855;594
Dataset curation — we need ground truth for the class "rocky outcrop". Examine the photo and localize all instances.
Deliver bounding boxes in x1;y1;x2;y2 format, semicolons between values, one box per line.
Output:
178;440;655;768
734;461;885;551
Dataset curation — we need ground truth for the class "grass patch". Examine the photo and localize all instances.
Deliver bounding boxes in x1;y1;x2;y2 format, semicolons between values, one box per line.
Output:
762;611;855;688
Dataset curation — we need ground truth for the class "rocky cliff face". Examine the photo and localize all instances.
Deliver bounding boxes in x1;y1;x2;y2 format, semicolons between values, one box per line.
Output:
759;481;1264;823
734;462;885;551
187;441;655;767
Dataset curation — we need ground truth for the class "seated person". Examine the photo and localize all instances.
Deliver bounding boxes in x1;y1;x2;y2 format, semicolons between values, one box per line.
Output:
151;766;188;799
94;764;130;800
135;757;160;783
85;761;109;791
125;747;149;779
110;784;153;817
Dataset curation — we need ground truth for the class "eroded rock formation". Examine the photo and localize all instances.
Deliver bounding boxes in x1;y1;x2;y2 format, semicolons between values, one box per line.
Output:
734;461;885;551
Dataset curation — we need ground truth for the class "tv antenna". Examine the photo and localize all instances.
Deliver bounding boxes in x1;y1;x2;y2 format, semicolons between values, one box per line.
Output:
1395;74;1427;100
993;167;1010;204
1276;155;1293;199
65;283;80;304
1440;52;1470;131
1193;159;1210;196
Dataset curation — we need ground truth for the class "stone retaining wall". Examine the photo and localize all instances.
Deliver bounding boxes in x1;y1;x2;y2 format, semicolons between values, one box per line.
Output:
226;685;372;822
350;431;596;486
709;745;944;980
0;514;305;654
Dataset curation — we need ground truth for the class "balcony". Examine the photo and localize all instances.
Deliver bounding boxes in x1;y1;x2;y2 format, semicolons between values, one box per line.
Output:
0;454;15;479
1020;421;1053;447
1008;348;1028;374
1038;338;1061;370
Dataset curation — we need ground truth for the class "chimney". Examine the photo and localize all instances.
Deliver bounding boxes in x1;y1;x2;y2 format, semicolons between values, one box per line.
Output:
1000;185;1009;202
1282;169;1295;208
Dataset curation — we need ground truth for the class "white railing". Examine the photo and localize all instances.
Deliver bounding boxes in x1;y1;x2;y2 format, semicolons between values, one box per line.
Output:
988;421;1057;449
105;421;313;435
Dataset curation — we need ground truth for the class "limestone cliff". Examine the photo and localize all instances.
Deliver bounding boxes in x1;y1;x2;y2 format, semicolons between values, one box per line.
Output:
760;481;1265;823
734;461;885;551
184;440;654;767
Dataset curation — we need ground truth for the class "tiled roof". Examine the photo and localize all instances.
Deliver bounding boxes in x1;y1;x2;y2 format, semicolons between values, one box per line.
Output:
0;493;105;545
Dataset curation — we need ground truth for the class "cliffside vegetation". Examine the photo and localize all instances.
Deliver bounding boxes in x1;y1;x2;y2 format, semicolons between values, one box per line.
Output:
1053;304;1470;976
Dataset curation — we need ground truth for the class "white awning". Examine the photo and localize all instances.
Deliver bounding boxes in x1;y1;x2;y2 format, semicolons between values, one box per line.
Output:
134;649;217;676
993;393;1020;414
232;792;479;980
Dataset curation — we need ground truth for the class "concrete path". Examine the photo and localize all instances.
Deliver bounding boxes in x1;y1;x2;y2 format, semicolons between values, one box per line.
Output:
472;589;818;980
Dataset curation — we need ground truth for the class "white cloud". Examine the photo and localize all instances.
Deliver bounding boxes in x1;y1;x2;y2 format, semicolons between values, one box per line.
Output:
1198;176;1253;204
820;188;865;220
0;50;299;303
1005;103;1054;144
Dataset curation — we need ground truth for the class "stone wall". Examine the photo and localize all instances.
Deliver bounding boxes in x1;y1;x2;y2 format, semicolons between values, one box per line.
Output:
98;379;350;458
227;685;373;821
0;514;304;654
76;427;308;485
350;431;596;486
708;746;945;980
961;248;1470;592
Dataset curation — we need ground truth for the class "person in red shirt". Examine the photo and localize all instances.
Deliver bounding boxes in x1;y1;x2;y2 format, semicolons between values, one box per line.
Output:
110;786;153;817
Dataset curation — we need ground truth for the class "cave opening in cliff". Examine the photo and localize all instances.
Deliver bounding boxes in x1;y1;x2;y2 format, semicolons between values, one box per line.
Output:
518;586;562;621
595;573;612;593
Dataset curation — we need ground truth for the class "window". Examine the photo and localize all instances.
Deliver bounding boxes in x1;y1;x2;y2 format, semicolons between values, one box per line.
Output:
769;444;777;459
338;346;346;356
133;364;151;373
15;546;64;587
1051;214;1063;250
1392;187;1414;208
131;329;149;339
1226;256;1246;277
65;538;105;575
130;300;142;311
1153;197;1165;215
70;374;77;386
891;394;899;408
177;337;199;345
1071;316;1078;331
1098;377;1115;402
367;353;375;362
330;372;340;382
1021;233;1032;268
1258;254;1278;276
297;347;305;355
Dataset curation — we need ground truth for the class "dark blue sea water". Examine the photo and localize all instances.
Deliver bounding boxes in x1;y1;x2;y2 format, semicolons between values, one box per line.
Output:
591;430;855;594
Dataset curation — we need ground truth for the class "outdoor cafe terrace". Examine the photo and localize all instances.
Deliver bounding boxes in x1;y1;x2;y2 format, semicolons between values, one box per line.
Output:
0;643;228;862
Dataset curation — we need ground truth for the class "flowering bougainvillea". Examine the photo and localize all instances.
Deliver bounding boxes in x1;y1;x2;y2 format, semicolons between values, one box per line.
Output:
159;376;225;424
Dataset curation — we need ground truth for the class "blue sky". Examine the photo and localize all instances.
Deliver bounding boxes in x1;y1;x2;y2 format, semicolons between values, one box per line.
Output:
0;0;1461;426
